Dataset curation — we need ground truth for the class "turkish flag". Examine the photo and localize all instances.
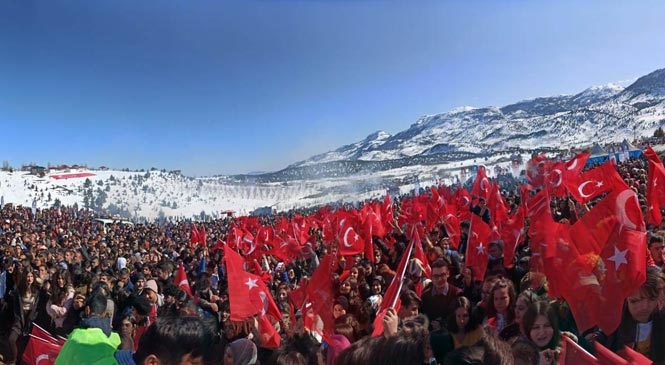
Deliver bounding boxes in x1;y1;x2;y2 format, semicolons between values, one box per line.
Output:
397;196;427;229
197;226;207;247
338;219;365;256
224;246;281;322
455;188;472;221
570;187;645;255
565;151;590;177
411;228;431;278
174;262;192;297
372;237;415;337
465;214;492;281
442;204;461;250
617;345;653;365
646;149;665;225
525;153;548;189
190;224;200;247
566;188;647;334
23;335;61;365
596;226;647;334
560;335;598;365
257;314;281;349
500;206;525;269
566;161;627;203
488;181;509;227
525;188;554;277
471;166;491;201
267;235;302;265
547;161;569;197
306;255;336;337
225;226;244;250
381;194;395;230
593;342;628;365
31;324;64;345
361;202;384;262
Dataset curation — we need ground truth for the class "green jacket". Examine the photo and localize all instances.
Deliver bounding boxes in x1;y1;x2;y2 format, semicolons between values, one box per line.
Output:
54;327;122;365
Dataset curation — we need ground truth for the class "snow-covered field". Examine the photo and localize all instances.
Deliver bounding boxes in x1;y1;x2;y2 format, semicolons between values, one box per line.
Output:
0;152;531;221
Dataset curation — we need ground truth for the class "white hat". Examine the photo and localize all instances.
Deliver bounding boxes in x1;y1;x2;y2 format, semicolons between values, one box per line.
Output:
116;257;127;270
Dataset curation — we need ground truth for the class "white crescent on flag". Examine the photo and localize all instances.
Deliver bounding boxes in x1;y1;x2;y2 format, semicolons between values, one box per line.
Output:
615;189;642;231
343;227;354;248
36;354;50;365
577;181;596;200
550;169;563;188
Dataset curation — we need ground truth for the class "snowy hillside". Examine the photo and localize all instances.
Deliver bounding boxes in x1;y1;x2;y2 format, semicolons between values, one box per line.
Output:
1;148;530;222
292;68;665;167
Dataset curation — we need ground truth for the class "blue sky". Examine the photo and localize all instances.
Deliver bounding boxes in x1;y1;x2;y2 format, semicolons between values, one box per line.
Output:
1;0;664;176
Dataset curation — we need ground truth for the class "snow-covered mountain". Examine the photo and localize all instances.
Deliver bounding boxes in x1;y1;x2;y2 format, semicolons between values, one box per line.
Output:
292;68;665;167
2;68;664;221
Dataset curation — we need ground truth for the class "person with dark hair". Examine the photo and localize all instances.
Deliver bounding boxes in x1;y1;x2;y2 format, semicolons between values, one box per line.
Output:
447;296;483;349
470;197;491;225
454;265;482;304
648;234;665;269
604;268;665;364
486;278;518;340
62;292;86;335
521;300;561;365
126;316;214;365
443;335;514;365
46;268;75;336
336;329;427;365
7;269;43;365
420;258;462;329
398;289;421;320
510;338;541;365
80;291;112;336
511;290;540;340
130;294;153;352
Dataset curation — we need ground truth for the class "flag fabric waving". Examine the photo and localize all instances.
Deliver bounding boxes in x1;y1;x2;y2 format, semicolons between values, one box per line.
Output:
174;262;192;297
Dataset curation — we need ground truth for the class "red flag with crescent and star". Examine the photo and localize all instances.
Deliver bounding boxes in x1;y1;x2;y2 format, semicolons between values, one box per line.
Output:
471;166;491;201
224;245;281;322
337;216;366;256
565;161;625;203
466;214;492;281
565;187;647;333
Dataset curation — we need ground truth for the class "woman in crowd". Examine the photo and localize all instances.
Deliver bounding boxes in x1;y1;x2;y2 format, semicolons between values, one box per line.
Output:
486;277;519;340
447;296;484;349
276;283;293;315
513;289;541;340
605;268;665;364
46;268;75;336
521;300;562;365
8;269;44;365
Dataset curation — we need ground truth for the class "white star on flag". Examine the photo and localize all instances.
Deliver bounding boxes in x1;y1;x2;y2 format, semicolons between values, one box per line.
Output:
607;246;628;271
477;243;485;255
596;181;604;188
245;277;258;290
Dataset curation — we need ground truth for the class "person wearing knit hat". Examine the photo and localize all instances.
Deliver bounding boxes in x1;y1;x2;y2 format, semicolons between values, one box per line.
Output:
223;338;257;365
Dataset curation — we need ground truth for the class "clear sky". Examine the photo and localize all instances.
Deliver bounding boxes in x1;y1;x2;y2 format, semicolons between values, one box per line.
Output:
1;0;664;176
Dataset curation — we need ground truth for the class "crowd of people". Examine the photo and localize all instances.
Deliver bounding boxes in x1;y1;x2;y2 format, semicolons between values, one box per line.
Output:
0;145;664;365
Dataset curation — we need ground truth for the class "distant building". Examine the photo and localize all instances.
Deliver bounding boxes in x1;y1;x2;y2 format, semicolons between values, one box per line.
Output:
98;166;109;171
30;166;47;176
